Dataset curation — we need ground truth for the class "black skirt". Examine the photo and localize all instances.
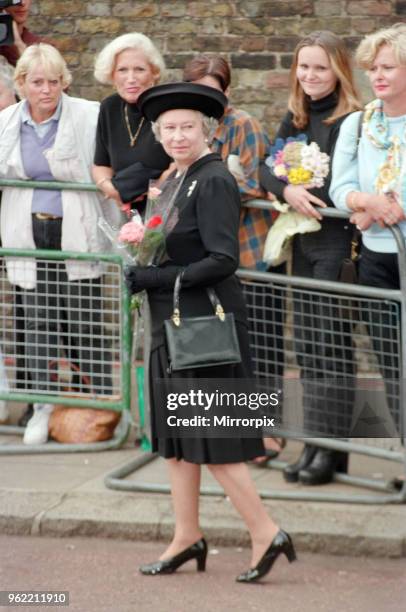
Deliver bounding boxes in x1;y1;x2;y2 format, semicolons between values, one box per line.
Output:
148;322;265;464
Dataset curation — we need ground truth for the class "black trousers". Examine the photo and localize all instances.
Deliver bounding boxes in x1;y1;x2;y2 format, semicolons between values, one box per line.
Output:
358;244;401;435
19;216;112;395
291;222;356;437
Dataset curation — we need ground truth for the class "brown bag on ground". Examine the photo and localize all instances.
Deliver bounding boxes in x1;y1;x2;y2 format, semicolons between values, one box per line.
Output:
49;405;121;443
47;360;121;443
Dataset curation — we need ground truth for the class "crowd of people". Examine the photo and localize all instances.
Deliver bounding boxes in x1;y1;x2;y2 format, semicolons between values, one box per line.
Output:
0;1;405;584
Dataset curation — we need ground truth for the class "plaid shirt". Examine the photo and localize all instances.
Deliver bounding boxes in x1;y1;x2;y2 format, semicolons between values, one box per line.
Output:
211;106;274;270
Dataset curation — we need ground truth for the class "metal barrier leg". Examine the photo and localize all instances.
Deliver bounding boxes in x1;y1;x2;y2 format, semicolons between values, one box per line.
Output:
103;447;406;504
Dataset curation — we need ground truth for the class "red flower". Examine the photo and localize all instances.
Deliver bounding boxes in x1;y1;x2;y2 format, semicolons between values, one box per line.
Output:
146;215;163;229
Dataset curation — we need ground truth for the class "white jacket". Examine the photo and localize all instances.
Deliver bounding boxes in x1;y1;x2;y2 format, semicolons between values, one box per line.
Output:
0;93;118;289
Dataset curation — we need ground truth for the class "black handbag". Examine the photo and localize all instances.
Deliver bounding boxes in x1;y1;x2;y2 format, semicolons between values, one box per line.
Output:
164;272;242;372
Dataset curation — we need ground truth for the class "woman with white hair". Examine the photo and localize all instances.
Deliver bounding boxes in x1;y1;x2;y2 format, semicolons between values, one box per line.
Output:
92;32;171;212
0;43;115;444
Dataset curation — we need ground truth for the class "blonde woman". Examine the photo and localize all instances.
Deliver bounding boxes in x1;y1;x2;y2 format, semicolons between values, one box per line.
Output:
330;23;406;441
0;44;115;444
260;31;362;485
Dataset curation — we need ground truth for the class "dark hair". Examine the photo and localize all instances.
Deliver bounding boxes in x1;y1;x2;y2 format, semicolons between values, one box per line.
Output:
183;54;231;92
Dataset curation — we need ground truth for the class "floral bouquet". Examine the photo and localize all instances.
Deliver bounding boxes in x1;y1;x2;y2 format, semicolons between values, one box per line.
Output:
98;171;185;267
262;136;328;268
265;135;330;188
116;210;165;266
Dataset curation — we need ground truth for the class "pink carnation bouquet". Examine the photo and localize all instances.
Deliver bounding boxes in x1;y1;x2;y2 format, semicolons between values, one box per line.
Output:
98;171;185;267
117;211;165;266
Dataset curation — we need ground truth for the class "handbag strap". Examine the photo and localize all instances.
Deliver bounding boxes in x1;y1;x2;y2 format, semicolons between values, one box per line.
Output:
172;271;226;326
348;111;364;259
351;111;364;161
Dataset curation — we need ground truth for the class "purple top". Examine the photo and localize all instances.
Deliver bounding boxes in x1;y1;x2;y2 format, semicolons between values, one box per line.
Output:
20;120;63;217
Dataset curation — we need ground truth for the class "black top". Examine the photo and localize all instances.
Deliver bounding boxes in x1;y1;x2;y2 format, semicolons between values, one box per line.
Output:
259;92;347;208
94;93;171;173
148;153;248;348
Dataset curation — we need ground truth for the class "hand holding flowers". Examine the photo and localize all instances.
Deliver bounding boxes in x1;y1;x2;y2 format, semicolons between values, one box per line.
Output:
265;136;329;219
99;172;185;267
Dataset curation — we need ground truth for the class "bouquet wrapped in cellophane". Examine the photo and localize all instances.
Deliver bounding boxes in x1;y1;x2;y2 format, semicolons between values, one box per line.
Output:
98;171;185;266
262;135;329;268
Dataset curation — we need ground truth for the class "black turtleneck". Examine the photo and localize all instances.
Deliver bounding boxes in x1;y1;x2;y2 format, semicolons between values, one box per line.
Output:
94;92;171;173
260;91;348;208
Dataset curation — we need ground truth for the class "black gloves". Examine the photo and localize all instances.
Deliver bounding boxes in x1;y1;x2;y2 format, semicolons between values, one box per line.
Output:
124;264;182;294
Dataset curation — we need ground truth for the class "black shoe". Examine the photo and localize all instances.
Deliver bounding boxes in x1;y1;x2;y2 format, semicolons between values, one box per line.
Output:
139;538;207;576
283;444;317;483
18;404;33;428
298;449;348;486
236;530;297;583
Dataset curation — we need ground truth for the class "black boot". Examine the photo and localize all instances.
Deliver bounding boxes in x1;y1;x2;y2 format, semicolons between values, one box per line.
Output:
283;444;317;483
299;449;348;485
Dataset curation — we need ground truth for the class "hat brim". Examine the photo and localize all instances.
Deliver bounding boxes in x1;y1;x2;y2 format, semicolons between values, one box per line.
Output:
138;82;227;121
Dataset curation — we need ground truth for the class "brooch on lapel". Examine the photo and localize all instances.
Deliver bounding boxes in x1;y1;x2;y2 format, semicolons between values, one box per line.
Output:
187;180;197;197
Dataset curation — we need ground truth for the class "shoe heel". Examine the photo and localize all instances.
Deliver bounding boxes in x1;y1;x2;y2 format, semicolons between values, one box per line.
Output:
284;544;297;563
196;553;207;572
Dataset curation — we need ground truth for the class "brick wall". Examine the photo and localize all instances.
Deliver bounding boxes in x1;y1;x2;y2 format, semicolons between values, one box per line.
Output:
30;0;404;135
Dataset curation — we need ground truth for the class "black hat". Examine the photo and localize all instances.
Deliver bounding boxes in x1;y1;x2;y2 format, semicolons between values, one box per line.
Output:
138;82;227;121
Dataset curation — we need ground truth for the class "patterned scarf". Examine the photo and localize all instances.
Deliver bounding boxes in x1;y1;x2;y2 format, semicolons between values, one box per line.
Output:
363;99;406;202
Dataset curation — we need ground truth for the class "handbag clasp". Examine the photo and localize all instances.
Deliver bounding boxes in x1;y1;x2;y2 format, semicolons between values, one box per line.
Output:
172;308;181;327
216;304;225;322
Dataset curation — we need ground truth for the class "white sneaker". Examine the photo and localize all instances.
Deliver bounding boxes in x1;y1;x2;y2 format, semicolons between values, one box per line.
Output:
0;400;9;424
23;403;54;445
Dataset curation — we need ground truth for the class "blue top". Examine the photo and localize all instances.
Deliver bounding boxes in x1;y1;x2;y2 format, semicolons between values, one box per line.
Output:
329;109;406;253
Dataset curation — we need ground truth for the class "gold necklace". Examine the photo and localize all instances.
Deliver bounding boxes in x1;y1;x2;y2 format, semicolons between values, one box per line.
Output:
124;104;145;147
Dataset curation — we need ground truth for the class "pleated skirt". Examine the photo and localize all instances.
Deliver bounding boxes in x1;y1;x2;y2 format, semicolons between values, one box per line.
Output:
148;322;265;464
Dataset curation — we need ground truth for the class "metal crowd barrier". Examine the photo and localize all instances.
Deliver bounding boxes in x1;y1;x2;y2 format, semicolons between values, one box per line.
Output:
104;202;406;504
0;177;133;454
0;176;133;454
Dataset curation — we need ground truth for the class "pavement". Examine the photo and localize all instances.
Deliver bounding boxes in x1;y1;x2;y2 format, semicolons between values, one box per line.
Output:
2;535;406;612
0;405;406;559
